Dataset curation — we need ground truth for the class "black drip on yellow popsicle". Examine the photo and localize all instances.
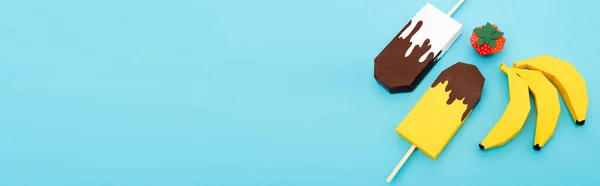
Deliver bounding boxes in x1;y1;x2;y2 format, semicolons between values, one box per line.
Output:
431;62;485;121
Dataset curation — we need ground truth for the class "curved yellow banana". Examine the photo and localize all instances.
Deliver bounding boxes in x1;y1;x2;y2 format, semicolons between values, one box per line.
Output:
479;64;531;150
512;69;560;150
513;55;588;125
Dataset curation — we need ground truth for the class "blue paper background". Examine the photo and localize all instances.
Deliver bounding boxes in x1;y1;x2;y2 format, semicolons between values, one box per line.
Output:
0;0;598;185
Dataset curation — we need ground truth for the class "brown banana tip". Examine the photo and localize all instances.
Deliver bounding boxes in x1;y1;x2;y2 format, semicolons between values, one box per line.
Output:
478;144;485;150
576;120;585;125
533;144;541;151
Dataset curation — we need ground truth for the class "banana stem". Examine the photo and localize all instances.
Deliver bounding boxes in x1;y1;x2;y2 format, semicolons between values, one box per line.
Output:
500;63;512;73
513;61;527;68
386;145;417;183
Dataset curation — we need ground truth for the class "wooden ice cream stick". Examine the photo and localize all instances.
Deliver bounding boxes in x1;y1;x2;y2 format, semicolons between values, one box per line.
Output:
447;0;465;16
386;144;416;183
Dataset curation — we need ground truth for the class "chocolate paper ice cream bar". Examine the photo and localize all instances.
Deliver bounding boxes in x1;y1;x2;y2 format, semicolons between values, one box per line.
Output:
387;61;484;183
396;62;484;160
375;3;462;93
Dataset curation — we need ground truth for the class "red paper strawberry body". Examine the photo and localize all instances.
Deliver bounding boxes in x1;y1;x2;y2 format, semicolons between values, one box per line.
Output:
470;23;505;56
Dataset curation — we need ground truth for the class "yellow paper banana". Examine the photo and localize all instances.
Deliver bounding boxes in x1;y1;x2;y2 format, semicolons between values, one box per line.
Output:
513;55;588;125
479;64;531;150
512;69;560;150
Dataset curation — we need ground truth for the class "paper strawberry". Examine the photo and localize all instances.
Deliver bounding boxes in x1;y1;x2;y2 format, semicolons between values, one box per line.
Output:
470;23;505;56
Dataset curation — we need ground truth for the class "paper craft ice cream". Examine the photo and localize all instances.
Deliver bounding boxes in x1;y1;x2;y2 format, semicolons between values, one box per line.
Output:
384;1;467;183
396;62;484;159
375;3;462;93
386;62;484;183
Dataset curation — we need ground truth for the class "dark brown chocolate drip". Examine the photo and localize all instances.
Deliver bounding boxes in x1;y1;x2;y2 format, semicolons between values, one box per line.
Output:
374;20;441;93
431;62;485;121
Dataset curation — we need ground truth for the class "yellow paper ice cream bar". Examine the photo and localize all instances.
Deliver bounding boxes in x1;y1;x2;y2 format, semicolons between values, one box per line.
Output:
386;62;484;182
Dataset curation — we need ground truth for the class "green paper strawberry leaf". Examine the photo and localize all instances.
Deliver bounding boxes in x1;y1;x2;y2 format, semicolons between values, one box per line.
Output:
490;31;504;39
484;23;494;31
486;29;495;37
474;28;485;36
474;22;504;48
489;40;496;48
